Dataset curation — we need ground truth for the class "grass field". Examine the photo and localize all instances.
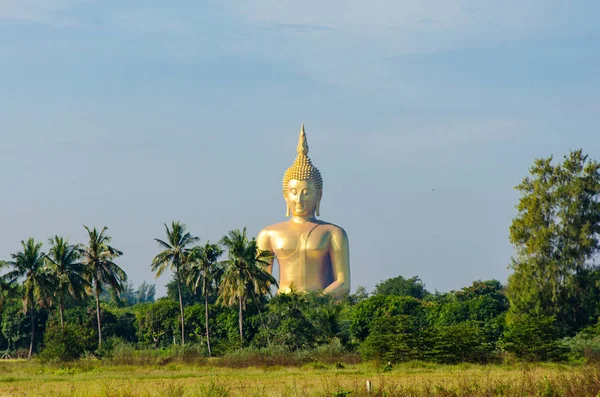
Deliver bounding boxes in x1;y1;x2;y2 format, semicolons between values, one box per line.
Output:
1;359;599;396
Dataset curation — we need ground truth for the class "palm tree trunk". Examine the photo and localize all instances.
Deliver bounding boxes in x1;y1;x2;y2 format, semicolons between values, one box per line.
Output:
176;270;185;345
59;296;64;328
249;288;270;346
238;295;243;343
204;270;211;357
28;309;35;359
95;286;102;350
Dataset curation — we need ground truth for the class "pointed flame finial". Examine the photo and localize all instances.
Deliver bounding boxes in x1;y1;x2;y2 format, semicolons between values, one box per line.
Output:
297;124;309;156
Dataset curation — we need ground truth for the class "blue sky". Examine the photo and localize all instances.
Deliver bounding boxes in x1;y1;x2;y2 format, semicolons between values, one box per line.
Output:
1;1;599;297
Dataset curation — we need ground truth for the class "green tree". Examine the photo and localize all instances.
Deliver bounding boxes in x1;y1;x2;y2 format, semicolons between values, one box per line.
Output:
218;228;276;343
137;299;179;347
374;275;429;299
151;221;199;345
40;323;89;362
359;314;429;363
45;236;89;327
1;300;27;352
0;262;16;311
260;290;318;350
507;150;600;332
432;280;509;346
351;295;427;341
187;242;223;357
429;322;492;364
166;276;200;306
136;281;156;303
0;261;21;324
79;226;126;350
345;285;369;305
455;280;507;304
3;238;54;358
500;315;566;361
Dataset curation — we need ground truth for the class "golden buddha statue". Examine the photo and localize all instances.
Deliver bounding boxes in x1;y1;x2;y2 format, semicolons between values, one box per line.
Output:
257;124;350;297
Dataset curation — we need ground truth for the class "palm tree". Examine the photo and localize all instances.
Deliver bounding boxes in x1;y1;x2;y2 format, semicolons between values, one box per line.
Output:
187;242;223;356
45;236;89;327
0;261;18;312
218;228;277;343
79;226;126;350
3;238;54;358
151;221;199;345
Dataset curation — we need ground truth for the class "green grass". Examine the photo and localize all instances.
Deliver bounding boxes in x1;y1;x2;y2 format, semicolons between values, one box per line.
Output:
0;360;599;396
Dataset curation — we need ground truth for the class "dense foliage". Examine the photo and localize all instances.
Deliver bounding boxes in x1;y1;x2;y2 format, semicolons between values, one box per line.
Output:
1;149;600;364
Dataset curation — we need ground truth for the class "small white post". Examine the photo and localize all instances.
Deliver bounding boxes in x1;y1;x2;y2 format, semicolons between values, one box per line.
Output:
366;380;372;393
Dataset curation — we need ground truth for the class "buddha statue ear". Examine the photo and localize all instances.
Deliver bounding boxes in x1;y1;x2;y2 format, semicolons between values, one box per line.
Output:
286;203;290;217
316;191;322;217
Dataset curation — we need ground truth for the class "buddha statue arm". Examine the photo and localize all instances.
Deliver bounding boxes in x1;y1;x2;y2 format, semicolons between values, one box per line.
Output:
256;229;274;275
323;228;350;296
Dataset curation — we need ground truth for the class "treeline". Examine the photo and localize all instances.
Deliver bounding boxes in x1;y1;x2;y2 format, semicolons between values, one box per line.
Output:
1;272;600;365
1;149;600;365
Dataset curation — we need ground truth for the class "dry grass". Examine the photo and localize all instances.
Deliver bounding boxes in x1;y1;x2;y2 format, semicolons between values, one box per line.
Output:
0;360;599;396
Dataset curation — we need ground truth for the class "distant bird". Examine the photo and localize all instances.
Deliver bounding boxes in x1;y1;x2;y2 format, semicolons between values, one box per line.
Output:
432;188;435;192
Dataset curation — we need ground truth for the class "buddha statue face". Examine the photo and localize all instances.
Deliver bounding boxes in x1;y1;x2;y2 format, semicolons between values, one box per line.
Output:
286;179;321;218
282;125;323;218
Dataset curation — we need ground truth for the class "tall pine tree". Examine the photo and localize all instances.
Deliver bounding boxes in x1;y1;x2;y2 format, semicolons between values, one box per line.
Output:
507;150;600;333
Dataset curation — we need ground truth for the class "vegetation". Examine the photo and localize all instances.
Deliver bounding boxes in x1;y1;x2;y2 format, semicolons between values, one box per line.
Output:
2;238;51;358
218;228;276;344
1;360;600;396
0;149;599;394
507;150;600;333
45;236;88;327
79;226;126;351
151;222;199;346
186;242;223;356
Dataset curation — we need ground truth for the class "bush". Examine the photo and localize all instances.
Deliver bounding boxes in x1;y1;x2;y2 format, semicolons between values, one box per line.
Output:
40;324;93;362
564;332;600;363
358;315;426;363
351;295;426;341
217;346;298;368
298;339;361;364
169;343;208;363
500;315;567;361
428;321;495;364
108;341;208;365
215;343;359;368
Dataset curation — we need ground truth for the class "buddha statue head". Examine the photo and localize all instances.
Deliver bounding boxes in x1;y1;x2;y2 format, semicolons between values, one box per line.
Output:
282;124;323;218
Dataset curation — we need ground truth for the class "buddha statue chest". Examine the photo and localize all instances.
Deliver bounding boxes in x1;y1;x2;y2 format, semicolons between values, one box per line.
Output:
272;223;330;259
269;222;334;291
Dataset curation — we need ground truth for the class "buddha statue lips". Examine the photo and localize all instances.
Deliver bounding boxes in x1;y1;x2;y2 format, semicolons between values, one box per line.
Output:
257;124;351;297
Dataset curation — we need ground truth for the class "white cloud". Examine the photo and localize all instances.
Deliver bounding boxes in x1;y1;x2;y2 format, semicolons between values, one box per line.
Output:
0;0;78;22
227;0;561;45
223;1;563;92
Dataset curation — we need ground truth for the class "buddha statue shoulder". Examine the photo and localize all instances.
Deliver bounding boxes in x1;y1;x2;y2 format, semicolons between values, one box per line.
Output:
257;124;350;297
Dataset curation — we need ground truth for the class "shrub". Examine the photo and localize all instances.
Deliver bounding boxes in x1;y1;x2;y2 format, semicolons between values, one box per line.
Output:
107;341;208;366
217;346;298;368
40;324;93;362
428;321;495;364
564;333;600;363
500;315;567;361
299;339;361;364
359;315;426;362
